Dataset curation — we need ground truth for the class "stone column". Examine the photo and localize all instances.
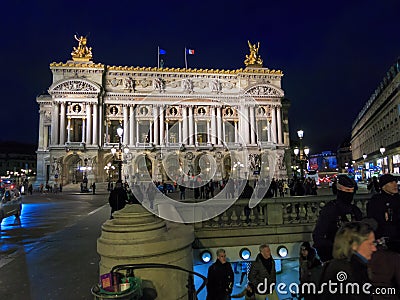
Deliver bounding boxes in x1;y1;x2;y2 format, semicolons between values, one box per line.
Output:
82;118;86;143
271;106;277;143
223;121;226;143
129;106;135;146
149;121;153;144
182;106;188;145
93;104;98;145
59;103;66;145
97;205;194;300
99;103;103;146
160;106;165;146
44;126;49;149
86;103;92;145
249;105;256;144
136;120;140;145
267;119;271;142
277;106;282;145
165;121;169;144
194;121;198;145
211;106;216;145
217;107;222;145
67;118;71;143
244;105;250;144
51;102;59;145
188;106;194;145
123;105;129;145
234;121;238;143
105;120;109;144
38;110;45;149
207;120;211;144
178;120;182;144
153;106;159;145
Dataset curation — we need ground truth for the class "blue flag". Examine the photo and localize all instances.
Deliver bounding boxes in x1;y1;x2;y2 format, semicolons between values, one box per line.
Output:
159;48;166;55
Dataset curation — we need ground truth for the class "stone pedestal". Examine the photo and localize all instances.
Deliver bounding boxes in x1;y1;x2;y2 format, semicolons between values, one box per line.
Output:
97;204;194;299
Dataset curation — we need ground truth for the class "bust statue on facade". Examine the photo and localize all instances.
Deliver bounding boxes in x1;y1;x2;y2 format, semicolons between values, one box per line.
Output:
244;40;263;67
71;35;93;62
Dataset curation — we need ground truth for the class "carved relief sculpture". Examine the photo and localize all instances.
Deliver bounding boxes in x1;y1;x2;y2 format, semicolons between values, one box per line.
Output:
182;78;194;93
210;79;222;93
153;77;165;93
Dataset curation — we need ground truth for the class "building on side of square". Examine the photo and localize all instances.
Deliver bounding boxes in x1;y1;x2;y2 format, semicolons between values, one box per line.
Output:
351;58;400;178
35;37;291;187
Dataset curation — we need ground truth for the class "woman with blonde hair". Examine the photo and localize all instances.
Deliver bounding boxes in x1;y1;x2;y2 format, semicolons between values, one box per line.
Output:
318;221;377;300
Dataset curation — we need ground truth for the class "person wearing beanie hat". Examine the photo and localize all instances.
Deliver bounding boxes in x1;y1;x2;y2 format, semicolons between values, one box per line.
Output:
312;174;362;261
298;242;322;300
378;174;398;189
367;174;400;252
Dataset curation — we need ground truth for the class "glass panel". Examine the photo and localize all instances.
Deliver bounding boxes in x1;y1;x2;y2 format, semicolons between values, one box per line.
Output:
168;121;178;143
71;119;82;142
138;121;150;143
197;121;207;143
225;121;235;143
258;120;268;141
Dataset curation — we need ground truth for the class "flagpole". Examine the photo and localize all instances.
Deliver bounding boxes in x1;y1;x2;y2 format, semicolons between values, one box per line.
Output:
184;47;187;69
158;46;160;68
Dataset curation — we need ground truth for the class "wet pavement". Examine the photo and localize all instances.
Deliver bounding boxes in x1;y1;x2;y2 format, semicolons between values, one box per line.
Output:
0;185;110;300
0;182;368;299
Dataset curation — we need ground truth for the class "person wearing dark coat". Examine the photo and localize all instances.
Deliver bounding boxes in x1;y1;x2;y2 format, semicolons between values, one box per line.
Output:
367;174;400;252
318;221;377;300
206;248;234;300
248;244;278;300
367;176;381;194
369;242;400;300
108;180;128;219
299;242;322;300
312;174;362;262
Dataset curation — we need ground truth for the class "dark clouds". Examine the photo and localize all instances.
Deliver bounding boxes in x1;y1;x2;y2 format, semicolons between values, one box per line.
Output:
2;0;399;153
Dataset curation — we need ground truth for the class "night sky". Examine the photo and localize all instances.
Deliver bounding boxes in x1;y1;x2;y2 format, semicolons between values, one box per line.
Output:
2;0;400;153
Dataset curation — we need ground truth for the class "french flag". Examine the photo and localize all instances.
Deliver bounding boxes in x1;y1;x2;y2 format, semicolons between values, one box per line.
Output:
186;49;195;55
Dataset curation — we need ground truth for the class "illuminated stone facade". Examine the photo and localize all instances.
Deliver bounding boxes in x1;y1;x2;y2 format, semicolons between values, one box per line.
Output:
36;38;291;186
351;59;400;176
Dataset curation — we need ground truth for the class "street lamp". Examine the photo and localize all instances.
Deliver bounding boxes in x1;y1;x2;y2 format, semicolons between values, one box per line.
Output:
380;146;386;174
104;162;115;191
111;127;129;182
362;153;367;180
293;130;309;179
233;161;244;179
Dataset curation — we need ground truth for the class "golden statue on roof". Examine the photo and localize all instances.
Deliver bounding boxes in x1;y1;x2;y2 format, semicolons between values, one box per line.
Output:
71;35;93;62
244;40;263;67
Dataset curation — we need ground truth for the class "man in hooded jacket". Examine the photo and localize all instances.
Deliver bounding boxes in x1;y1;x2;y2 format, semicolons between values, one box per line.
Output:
312;174;362;262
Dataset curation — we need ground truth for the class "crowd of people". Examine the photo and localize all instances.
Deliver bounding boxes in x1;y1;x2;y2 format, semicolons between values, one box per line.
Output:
203;173;400;299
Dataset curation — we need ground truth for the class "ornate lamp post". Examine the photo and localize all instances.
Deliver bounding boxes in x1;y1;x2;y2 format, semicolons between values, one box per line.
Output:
104;162;115;186
293;130;309;179
362;153;367;180
380;146;386;174
111;127;129;182
233;161;244;179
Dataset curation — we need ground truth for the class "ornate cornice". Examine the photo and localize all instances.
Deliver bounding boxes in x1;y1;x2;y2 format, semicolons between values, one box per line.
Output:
106;65;282;75
50;62;104;68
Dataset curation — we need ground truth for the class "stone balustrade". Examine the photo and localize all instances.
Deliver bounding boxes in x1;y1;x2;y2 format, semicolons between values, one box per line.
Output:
189;193;371;249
